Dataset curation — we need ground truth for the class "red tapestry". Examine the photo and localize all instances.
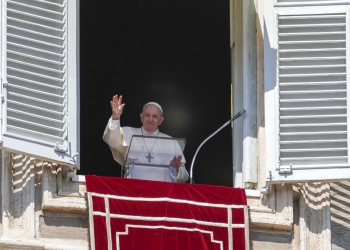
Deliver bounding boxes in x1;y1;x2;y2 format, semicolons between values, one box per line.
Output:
86;175;248;250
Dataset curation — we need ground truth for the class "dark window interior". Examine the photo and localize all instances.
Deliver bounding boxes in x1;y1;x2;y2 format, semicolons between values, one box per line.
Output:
79;0;233;186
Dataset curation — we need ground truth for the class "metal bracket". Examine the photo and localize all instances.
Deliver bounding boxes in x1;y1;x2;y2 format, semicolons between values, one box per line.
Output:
54;140;69;153
279;164;293;174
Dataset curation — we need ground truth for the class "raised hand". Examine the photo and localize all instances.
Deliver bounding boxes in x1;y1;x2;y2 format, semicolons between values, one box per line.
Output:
170;155;182;171
110;95;125;120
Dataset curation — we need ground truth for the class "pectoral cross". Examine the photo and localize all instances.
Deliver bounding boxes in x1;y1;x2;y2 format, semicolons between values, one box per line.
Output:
146;153;154;162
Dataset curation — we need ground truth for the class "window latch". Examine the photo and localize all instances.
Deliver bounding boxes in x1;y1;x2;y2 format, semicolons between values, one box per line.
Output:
279;164;292;174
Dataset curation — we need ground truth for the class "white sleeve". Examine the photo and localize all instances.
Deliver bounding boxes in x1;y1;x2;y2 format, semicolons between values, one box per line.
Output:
102;117;126;166
176;165;189;183
109;118;120;130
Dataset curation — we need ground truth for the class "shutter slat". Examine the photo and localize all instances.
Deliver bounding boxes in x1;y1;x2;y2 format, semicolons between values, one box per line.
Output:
7;75;64;94
281;98;346;102
8;92;65;113
281;148;347;152
8;100;64;119
280;163;350;169
281;106;346;111
281;114;346;119
8;33;64;49
8;73;64;88
279;15;345;20
281;139;347;144
8;42;64;61
280;65;346;70
281;156;347;161
8;50;65;64
8;113;64;130
10;0;65;11
280;81;346;85
8;67;65;82
8;25;64;45
6;127;64;144
280;41;346;45
280;73;346;77
280;48;345;52
8;83;65;103
281;123;347;127
7;8;65;24
281;131;346;135
280;32;345;36
8;17;65;36
8;117;65;135
8;91;65;107
8;1;65;20
280;57;346;61
7;9;65;29
8;59;65;77
8;108;63;126
8;34;65;54
280;23;345;28
8;0;65;13
8;51;65;70
281;90;346;94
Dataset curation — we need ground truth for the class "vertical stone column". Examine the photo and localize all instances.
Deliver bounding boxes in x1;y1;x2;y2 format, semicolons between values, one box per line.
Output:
330;181;350;249
231;0;258;187
298;182;331;250
242;0;258;185
7;153;37;238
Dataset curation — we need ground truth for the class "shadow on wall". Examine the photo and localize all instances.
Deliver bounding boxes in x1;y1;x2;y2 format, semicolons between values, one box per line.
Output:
330;181;350;249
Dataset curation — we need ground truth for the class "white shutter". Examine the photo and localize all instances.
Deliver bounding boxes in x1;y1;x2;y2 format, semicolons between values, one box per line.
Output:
279;13;347;167
0;0;79;167
265;3;350;183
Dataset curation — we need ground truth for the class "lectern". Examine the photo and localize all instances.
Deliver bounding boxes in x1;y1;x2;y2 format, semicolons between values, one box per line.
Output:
123;135;186;182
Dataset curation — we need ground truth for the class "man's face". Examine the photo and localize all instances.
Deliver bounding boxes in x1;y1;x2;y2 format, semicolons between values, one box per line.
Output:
140;104;164;133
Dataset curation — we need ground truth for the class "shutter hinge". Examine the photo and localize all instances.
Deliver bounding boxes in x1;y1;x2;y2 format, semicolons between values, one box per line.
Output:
279;164;293;174
54;140;69;153
1;81;8;101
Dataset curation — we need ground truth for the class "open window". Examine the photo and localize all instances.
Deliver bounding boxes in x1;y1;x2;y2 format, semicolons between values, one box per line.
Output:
265;1;350;183
0;0;79;168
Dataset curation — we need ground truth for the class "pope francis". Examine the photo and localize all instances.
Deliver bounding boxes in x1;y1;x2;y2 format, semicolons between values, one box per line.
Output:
103;94;189;182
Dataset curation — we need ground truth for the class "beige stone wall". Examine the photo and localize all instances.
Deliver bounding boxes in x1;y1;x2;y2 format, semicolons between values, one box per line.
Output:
250;230;293;250
0;152;89;250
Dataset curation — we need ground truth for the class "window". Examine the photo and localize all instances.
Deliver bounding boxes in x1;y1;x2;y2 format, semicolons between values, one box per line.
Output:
0;0;79;168
265;1;350;182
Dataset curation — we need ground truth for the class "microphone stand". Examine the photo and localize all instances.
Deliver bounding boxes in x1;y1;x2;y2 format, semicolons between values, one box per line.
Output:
189;109;246;184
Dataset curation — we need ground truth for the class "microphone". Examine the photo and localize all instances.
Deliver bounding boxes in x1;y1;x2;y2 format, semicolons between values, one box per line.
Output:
189;109;246;184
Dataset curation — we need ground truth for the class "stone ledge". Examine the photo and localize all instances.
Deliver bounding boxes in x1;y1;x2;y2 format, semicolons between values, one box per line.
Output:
249;210;293;230
42;196;88;213
0;237;88;250
58;181;86;198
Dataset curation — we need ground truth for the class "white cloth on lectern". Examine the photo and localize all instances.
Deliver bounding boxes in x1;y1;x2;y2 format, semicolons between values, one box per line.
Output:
103;118;189;182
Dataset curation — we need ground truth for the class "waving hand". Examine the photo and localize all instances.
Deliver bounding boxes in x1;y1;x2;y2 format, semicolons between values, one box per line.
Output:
110;95;125;120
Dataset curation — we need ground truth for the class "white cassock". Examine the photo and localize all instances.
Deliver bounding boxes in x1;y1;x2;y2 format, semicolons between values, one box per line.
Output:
103;118;189;182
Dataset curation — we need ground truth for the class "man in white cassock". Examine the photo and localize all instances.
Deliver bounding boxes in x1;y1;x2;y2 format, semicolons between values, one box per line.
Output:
103;95;189;182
